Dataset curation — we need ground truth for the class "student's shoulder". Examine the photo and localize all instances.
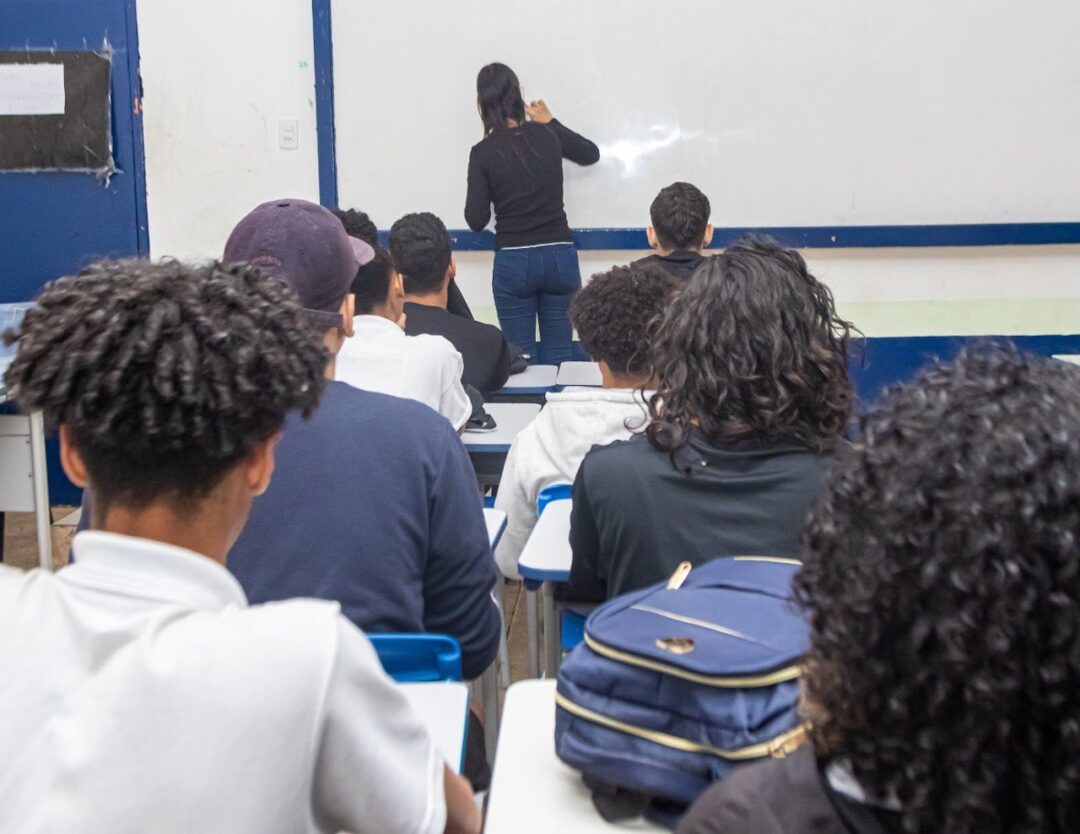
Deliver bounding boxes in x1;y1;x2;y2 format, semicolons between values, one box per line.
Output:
407;331;463;361
580;434;652;476
469;316;509;347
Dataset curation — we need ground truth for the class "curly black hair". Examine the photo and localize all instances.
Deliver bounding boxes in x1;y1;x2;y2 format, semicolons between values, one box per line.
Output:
645;234;853;466
3;259;327;511
796;347;1080;833
571;264;680;376
389;212;452;295
650;182;711;250
334;208;379;247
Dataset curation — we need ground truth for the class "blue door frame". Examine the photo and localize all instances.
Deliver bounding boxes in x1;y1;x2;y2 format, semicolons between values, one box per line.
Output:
0;0;149;504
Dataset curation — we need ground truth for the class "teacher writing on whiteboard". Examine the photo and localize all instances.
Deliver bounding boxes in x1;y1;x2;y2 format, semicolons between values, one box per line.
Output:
465;63;599;365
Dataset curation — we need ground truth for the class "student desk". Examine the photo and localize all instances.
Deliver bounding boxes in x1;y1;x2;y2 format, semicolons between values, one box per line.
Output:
0;392;52;569
517;499;573;678
463;403;542;487
491;364;559;400
1052;354;1080;365
484;507;508;550
399;681;470;773
555;361;602;389
486;680;665;833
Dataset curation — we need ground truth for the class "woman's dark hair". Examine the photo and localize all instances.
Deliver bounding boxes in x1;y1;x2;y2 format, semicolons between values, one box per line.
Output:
650;182;711;250
796;347;1080;833
3;259;327;512
351;245;395;315
571;264;680;376
389;212;452;295
645;234;853;466
477;62;526;136
334;208;378;246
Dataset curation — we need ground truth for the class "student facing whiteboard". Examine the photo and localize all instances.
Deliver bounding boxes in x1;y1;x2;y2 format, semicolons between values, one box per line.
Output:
464;62;599;365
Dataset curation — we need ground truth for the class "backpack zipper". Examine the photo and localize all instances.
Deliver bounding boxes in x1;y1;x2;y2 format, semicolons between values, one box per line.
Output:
555;691;809;760
583;632;801;687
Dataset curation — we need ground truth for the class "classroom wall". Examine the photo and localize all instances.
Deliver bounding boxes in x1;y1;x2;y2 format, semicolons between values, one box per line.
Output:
137;0;321;262
136;0;1080;338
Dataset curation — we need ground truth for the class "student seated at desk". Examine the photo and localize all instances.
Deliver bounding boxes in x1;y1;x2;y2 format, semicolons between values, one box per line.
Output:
336;207;475;320
334;239;472;430
0;259;479;834
391;212;512;394
633;182;714;281
221;200;500;683
565;235;853;601
494;263;679;577
679;349;1080;834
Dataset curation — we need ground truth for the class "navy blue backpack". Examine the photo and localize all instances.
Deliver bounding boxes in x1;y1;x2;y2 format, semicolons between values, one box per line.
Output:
554;556;810;827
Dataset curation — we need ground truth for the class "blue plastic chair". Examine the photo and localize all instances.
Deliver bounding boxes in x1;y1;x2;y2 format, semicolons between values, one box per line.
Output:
536;482;573;516
560;610;587;651
367;633;463;682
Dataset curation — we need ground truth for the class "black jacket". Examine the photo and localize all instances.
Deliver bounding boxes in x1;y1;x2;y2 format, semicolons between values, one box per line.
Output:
403;301;511;394
564;433;834;602
677;745;901;834
465;119;599;249
634;251;709;281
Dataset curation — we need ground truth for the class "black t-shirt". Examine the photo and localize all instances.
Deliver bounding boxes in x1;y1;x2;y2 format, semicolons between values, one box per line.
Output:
677;745;903;834
634;251;709;282
563;433;835;602
465;120;599;249
403;301;511;394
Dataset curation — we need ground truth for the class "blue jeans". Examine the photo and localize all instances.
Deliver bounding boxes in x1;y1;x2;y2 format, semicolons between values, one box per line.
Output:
492;243;583;365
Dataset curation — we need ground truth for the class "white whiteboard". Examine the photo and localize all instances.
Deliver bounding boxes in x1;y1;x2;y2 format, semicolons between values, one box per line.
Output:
332;0;1080;231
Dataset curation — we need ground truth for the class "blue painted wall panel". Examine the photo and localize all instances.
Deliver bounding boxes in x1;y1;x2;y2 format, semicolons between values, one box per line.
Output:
0;0;147;504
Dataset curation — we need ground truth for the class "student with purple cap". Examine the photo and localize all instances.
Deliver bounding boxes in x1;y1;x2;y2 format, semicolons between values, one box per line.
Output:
223;200;501;689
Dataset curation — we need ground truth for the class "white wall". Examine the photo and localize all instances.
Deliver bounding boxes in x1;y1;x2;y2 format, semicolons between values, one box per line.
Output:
136;0;1080;337
138;0;321;261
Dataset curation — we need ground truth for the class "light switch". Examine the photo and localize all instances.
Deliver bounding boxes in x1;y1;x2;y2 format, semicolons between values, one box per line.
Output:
278;119;299;150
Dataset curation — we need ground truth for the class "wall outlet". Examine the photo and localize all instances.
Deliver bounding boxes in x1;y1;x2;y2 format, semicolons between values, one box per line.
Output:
278;119;299;150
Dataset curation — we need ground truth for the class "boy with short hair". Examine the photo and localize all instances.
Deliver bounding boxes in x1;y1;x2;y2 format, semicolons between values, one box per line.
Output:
335;240;473;430
635;181;714;280
0;258;479;833
494;263;680;577
391;212;512;394
224;200;500;683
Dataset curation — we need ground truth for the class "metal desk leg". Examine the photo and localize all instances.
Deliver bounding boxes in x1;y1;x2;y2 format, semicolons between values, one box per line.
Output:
542;582;560;677
525;583;540;678
480;663;499;763
29;411;51;570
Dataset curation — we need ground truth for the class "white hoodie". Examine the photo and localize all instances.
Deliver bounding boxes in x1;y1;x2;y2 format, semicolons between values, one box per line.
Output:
494;387;651;578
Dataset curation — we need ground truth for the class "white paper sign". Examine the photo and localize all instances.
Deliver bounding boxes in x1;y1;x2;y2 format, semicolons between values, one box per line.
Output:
0;64;65;116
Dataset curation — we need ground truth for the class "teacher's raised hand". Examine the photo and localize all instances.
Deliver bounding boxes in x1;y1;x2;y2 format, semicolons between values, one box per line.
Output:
525;100;553;124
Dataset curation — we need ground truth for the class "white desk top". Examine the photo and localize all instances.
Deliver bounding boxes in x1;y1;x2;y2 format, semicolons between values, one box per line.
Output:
463;403;542;452
497;364;559;393
399;681;470;773
517;499;572;582
484;507;508;550
486;680;664;832
1052;354;1080;366
556;361;603;388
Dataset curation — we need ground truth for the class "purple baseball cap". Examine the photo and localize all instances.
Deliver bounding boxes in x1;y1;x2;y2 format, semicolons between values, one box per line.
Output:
223;198;375;328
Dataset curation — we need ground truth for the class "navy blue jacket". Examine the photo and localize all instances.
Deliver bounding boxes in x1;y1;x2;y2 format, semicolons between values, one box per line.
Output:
228;381;500;679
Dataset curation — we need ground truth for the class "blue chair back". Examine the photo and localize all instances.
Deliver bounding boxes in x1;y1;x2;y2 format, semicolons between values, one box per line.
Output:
368;633;463;682
561;610;587;651
536;482;573;516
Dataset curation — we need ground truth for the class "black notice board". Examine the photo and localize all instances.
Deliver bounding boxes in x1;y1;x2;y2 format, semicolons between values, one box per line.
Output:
0;51;113;173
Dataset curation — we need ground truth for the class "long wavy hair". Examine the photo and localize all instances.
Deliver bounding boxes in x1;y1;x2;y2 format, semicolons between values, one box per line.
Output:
644;234;853;467
476;62;526;136
796;347;1080;833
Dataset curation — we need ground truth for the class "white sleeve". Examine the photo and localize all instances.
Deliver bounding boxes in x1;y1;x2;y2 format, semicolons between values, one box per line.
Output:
312;619;446;834
493;434;535;579
440;347;472;431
